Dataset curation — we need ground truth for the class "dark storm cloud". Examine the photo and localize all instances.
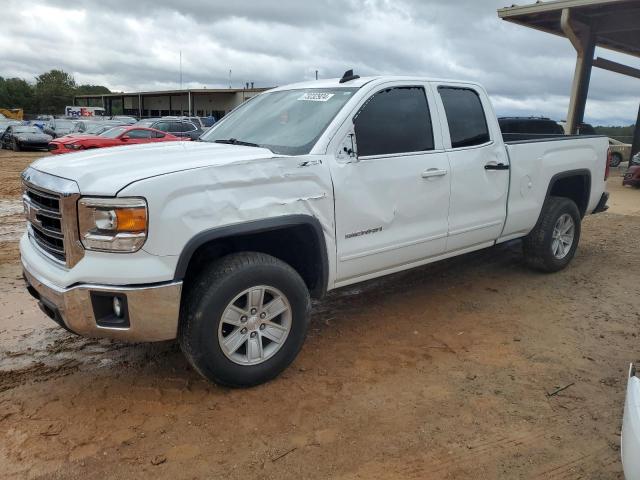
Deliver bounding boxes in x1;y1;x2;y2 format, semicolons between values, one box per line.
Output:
1;0;638;124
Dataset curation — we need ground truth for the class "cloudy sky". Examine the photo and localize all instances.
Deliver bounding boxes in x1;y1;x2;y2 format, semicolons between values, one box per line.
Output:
1;0;639;125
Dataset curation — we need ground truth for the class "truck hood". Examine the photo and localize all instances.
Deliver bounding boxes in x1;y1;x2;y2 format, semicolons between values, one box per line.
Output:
31;141;276;195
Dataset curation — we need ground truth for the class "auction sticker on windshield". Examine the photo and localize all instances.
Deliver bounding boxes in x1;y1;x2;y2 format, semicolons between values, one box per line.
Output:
298;92;335;102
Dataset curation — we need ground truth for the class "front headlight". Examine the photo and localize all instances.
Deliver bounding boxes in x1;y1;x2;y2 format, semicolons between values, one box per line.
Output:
78;197;148;252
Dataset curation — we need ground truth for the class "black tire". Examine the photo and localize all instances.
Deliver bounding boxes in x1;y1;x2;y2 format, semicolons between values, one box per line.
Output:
12;139;20;152
610;153;622;168
523;196;581;273
179;252;311;387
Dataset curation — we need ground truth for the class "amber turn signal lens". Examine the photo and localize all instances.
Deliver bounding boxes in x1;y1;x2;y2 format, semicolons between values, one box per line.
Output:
115;208;147;232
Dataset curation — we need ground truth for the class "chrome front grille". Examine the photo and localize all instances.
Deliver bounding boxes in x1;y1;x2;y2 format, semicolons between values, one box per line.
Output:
24;185;65;262
22;167;84;268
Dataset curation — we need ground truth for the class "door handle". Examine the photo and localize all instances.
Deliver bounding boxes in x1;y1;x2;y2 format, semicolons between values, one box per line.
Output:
484;162;510;171
421;168;448;179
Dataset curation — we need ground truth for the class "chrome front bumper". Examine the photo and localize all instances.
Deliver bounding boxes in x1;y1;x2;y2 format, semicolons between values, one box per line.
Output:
22;259;182;342
622;363;640;479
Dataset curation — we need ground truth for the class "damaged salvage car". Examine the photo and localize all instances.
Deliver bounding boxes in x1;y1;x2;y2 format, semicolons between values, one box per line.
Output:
21;71;610;387
2;125;52;151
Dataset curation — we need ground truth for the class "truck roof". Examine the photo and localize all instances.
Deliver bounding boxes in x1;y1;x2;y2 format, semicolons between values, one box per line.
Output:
269;76;484;92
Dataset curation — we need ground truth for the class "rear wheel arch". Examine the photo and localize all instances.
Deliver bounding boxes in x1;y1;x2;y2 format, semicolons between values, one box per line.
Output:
174;215;329;299
542;169;591;219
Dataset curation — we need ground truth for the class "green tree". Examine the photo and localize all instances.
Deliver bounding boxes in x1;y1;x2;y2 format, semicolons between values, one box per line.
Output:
75;84;111;95
34;69;77;114
0;77;35;111
0;71;111;115
594;125;635;143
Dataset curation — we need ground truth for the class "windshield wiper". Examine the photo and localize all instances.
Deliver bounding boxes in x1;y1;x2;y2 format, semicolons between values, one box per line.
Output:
214;138;261;148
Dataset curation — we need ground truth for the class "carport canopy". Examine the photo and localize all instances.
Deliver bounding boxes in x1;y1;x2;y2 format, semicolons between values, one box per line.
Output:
498;0;640;154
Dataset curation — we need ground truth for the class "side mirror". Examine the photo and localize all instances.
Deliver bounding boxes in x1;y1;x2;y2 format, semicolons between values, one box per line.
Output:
336;131;358;163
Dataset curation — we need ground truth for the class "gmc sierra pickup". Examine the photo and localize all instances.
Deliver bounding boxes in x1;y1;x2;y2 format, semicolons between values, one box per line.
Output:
21;72;610;387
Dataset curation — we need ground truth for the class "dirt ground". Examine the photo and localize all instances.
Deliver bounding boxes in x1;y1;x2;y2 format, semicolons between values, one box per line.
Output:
1;149;638;479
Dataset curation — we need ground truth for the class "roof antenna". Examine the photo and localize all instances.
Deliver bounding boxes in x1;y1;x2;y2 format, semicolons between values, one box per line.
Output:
339;69;360;83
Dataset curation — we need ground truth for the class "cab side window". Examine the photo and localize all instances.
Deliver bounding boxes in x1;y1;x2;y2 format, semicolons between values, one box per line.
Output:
354;86;434;157
438;87;490;148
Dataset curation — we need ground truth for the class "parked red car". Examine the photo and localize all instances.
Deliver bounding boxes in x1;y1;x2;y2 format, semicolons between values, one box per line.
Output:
622;153;640;187
623;166;640;187
48;126;187;154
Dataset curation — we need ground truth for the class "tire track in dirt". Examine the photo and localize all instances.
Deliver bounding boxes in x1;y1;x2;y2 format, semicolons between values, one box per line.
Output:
532;446;613;479
420;430;549;476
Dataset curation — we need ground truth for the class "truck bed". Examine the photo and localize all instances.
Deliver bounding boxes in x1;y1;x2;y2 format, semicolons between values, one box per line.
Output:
499;134;609;242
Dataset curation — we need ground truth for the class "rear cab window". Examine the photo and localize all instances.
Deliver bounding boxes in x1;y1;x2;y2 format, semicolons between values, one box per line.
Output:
438;86;490;149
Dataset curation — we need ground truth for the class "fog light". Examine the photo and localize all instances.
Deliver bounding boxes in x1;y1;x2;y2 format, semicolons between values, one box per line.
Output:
91;292;129;328
113;296;123;318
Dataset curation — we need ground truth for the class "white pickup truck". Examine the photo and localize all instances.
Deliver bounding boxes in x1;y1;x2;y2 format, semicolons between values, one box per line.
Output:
21;72;610;386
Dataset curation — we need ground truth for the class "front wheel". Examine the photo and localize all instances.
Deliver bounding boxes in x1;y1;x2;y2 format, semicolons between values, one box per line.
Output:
179;252;311;387
523;197;581;273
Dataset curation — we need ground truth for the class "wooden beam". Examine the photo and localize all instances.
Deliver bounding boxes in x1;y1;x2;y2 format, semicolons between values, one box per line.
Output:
593;57;640;80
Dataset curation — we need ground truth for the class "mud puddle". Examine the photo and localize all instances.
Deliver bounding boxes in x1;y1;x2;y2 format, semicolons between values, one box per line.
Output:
0;324;179;393
0;199;24;242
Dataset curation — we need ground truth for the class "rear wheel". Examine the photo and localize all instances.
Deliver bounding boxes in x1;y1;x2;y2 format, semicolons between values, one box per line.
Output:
610;153;622;168
179;252;311;387
523;196;581;272
12;139;20;152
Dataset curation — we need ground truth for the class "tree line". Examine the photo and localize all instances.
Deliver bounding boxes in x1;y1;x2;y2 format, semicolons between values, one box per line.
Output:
0;69;111;115
594;125;636;141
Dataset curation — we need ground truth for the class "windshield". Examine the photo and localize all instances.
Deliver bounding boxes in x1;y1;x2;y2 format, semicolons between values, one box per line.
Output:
85;123;119;134
100;126;128;138
200;88;358;155
55;120;74;129
74;122;101;132
14;127;41;134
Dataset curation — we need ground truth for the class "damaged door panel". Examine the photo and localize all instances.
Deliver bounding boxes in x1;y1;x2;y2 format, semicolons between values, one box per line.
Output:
330;82;451;283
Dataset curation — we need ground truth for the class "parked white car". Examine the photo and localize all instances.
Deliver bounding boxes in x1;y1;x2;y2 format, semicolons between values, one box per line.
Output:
21;72;609;386
622;364;640;479
608;138;632;167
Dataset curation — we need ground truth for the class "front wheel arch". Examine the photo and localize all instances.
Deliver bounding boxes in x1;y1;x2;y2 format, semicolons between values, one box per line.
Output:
174;215;329;299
